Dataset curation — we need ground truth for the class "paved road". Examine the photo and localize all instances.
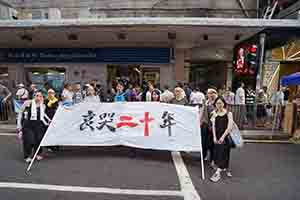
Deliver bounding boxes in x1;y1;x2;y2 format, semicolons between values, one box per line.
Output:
0;134;300;200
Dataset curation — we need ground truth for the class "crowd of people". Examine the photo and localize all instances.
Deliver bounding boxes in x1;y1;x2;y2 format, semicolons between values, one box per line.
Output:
0;79;288;183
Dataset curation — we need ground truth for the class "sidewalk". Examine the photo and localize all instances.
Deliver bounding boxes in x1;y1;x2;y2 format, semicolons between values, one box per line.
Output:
241;130;290;140
0;121;16;133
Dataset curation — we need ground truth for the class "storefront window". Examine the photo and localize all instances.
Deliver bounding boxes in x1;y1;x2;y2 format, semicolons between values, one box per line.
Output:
26;68;65;94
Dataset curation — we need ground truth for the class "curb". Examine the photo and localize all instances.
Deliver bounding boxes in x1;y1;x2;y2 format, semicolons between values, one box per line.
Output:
244;139;293;144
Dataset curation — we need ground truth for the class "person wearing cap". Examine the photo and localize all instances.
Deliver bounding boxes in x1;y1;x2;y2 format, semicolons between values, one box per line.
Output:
200;88;218;167
16;83;29;101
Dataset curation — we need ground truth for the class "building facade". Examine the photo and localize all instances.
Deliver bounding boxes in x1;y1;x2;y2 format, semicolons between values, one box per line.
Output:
0;0;298;94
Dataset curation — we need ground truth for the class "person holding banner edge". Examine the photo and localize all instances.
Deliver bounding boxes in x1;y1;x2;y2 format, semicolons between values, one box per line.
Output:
210;96;234;182
201;88;218;168
17;91;50;163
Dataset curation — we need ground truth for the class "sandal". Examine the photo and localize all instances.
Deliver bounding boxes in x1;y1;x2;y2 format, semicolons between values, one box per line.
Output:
210;172;221;182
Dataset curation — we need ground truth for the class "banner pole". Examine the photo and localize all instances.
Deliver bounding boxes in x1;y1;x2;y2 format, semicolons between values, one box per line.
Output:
26;127;49;172
199;128;205;180
26;143;43;172
198;109;205;180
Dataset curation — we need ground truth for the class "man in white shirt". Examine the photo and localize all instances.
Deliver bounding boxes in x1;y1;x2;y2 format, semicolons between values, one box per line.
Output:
235;83;246;105
235;82;246;128
160;85;175;103
190;87;206;105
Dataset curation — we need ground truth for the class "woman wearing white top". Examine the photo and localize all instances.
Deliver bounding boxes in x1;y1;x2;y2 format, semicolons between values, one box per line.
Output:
61;83;73;103
84;86;100;103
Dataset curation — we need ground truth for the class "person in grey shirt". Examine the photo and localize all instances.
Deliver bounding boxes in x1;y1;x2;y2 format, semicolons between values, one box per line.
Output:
0;83;12;120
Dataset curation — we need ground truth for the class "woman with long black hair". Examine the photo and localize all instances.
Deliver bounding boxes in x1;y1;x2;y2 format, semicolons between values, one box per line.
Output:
17;91;50;162
210;96;234;182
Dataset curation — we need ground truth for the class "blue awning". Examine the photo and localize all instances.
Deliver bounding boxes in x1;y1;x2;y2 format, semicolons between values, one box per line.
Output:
281;72;300;86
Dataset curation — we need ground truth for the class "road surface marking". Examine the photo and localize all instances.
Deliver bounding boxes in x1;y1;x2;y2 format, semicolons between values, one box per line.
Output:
0;182;182;197
171;151;201;200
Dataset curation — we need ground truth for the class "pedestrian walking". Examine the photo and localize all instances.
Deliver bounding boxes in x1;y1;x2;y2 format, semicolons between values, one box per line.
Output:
210;96;234;182
17;91;50;163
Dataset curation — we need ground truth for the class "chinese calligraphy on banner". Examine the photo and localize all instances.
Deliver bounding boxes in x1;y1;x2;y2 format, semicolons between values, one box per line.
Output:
41;102;202;152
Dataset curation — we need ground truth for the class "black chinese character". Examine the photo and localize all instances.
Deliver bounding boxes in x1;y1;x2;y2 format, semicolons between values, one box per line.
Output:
160;111;176;136
80;110;96;131
96;113;116;132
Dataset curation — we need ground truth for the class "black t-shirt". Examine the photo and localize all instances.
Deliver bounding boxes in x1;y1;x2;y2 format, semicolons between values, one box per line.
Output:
283;90;289;101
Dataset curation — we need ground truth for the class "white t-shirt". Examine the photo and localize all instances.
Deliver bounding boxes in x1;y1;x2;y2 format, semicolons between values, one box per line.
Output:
146;91;152;102
235;87;245;105
190;91;206;104
62;89;73;102
160;90;175;103
16;88;29;99
84;95;100;103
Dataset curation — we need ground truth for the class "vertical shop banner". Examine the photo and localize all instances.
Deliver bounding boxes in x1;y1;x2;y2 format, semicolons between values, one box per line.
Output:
41;102;202;152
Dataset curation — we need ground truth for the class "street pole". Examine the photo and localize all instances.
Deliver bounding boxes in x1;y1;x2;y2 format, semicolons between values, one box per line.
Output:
256;33;266;92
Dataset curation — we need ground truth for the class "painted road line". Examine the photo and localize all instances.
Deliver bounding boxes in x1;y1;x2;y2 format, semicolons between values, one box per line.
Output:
0;182;183;197
171;151;201;200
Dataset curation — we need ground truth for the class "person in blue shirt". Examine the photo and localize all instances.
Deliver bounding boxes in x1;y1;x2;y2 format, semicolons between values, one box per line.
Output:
114;83;126;102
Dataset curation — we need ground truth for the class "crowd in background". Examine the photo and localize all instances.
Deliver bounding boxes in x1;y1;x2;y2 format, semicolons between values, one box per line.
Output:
0;79;289;183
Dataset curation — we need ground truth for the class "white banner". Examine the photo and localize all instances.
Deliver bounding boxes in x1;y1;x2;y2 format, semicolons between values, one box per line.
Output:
41;102;202;152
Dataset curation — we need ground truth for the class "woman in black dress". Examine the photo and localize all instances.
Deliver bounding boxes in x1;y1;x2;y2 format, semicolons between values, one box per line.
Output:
210;96;234;182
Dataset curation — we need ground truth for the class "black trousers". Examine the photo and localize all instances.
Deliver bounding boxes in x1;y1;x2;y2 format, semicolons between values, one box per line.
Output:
22;120;46;159
201;123;214;162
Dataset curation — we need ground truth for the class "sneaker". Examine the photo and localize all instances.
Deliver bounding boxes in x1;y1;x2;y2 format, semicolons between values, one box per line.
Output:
210;162;217;170
226;171;233;177
36;155;44;161
24;158;32;163
210;172;221;182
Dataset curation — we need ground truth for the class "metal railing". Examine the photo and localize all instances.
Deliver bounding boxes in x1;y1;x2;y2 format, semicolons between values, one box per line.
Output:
228;104;284;131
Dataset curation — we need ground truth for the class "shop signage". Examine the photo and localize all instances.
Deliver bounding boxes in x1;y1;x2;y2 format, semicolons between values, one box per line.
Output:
0;48;170;63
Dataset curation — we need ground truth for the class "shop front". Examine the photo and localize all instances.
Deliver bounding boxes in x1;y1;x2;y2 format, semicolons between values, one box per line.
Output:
0;47;171;91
